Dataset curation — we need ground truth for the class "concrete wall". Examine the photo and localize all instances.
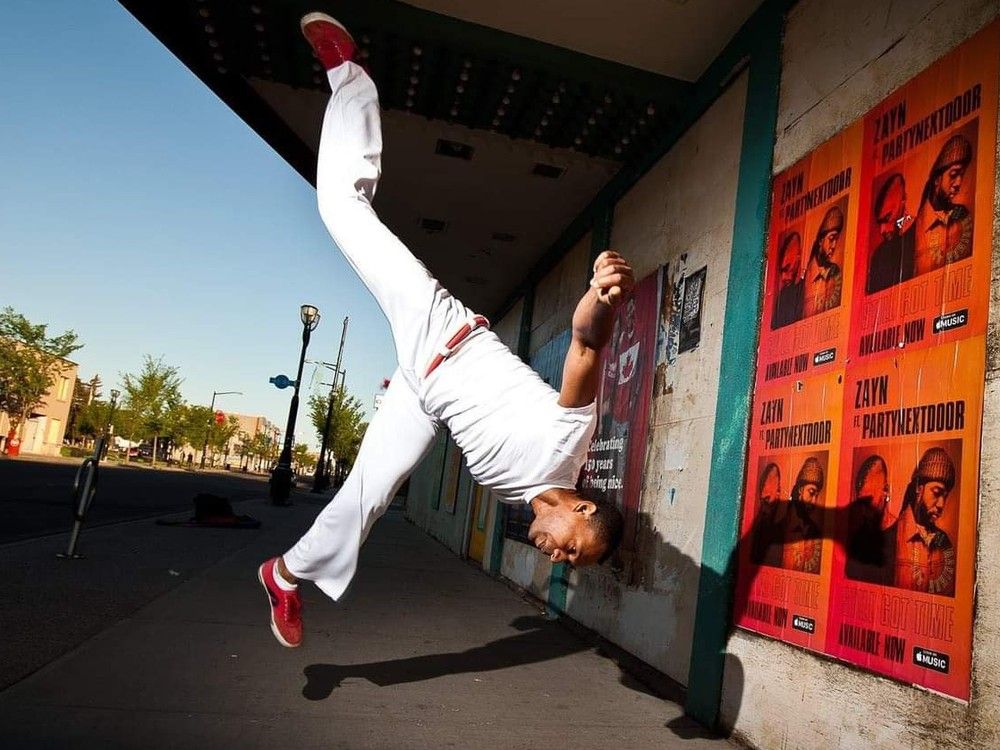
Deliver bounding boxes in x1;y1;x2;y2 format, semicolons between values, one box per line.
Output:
723;2;1000;748
501;73;749;684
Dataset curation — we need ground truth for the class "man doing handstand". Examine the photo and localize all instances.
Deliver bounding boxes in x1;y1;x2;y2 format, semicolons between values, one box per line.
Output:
259;12;631;648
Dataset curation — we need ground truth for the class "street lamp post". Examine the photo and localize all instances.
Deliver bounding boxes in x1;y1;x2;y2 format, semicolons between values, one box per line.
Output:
200;390;242;469
312;316;349;493
270;304;320;505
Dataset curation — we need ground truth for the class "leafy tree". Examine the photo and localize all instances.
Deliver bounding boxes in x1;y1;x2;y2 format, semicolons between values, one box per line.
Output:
213;415;241;463
120;356;183;466
293;443;317;472
309;387;367;470
181;406;241;467
160;402;194;456
66;374;102;441
0;307;83;438
75;399;118;439
249;431;275;471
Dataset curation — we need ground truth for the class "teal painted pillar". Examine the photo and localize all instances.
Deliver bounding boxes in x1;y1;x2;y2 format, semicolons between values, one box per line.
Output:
547;205;616;617
684;22;783;727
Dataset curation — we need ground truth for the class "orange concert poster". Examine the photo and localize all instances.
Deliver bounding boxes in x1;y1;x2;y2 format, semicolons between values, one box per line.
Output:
826;338;984;701
757;124;862;390
734;370;843;651
849;21;999;363
740;19;998;701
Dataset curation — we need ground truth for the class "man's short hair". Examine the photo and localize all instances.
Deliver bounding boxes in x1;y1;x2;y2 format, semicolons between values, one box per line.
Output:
778;231;801;261
874;173;905;215
590;500;624;564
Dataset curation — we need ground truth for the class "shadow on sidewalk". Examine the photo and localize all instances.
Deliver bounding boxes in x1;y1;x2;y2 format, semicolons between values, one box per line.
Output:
303;614;594;700
305;496;874;741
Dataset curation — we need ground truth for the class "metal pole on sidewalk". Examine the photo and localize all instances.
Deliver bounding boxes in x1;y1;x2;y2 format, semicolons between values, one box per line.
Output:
312;316;348;493
270;304;321;505
58;389;120;559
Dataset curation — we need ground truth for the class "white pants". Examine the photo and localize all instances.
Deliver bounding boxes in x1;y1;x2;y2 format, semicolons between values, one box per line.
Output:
283;63;474;601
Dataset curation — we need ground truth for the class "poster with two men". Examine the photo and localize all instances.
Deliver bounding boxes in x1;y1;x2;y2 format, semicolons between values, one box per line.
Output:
735;20;999;701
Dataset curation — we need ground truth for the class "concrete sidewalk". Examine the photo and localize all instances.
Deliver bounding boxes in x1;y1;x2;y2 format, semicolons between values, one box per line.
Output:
0;494;734;750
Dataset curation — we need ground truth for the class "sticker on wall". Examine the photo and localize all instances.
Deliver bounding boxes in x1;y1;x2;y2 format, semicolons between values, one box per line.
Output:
678;266;707;354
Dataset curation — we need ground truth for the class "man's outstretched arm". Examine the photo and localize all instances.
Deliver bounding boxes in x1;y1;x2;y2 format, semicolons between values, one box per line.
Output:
558;251;635;408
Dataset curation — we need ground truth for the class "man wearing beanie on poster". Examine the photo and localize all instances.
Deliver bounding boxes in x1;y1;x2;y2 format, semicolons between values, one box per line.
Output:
803;205;844;318
914;134;974;276
893;447;957;596
783;456;825;574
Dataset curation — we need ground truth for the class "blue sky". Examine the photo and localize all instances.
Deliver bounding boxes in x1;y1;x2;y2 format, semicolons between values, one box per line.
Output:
0;1;398;448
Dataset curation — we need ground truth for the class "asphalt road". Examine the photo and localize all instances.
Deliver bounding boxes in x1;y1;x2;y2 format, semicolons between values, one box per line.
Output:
0;456;272;544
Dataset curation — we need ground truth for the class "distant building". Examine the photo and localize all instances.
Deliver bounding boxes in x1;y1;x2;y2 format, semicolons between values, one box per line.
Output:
0;356;78;456
210;412;280;469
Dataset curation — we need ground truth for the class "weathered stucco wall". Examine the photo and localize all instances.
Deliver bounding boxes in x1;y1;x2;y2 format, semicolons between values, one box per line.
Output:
529;232;591;355
509;73;748;684
724;2;1000;748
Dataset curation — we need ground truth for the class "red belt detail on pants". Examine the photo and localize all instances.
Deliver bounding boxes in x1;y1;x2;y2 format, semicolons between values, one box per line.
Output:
424;315;490;377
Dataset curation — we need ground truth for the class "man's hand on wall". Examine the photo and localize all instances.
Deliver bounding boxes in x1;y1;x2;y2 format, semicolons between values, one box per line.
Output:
590;250;635;307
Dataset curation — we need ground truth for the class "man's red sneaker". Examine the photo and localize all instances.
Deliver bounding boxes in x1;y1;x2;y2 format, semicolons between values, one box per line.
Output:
258;557;302;648
300;12;357;71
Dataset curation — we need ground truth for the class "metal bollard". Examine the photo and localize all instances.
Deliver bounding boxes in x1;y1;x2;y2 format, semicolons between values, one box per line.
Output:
57;436;105;559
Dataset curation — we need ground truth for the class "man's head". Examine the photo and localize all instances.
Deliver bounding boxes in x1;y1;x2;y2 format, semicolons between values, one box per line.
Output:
777;231;802;288
927;135;973;210
854;454;892;529
874;173;908;241
911;447;956;528
529;490;624;567
791;457;824;507
757;463;782;506
813;206;844;268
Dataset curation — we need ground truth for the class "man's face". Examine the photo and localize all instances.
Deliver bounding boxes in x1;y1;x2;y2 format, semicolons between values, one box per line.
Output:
778;237;801;288
819;229;840;265
934;164;967;206
876;180;907;241
528;507;604;568
798;482;821;506
858;463;889;513
759;469;781;506
915;480;950;527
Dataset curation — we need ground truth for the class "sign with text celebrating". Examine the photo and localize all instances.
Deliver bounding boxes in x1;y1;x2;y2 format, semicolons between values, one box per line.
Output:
581;267;663;566
735;20;999;701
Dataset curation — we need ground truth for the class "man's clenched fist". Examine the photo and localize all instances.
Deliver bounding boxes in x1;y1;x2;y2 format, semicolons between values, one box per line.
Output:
590;250;635;306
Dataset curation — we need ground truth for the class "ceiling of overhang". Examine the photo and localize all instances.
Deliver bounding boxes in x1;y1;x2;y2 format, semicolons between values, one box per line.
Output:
118;0;755;314
403;0;766;80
